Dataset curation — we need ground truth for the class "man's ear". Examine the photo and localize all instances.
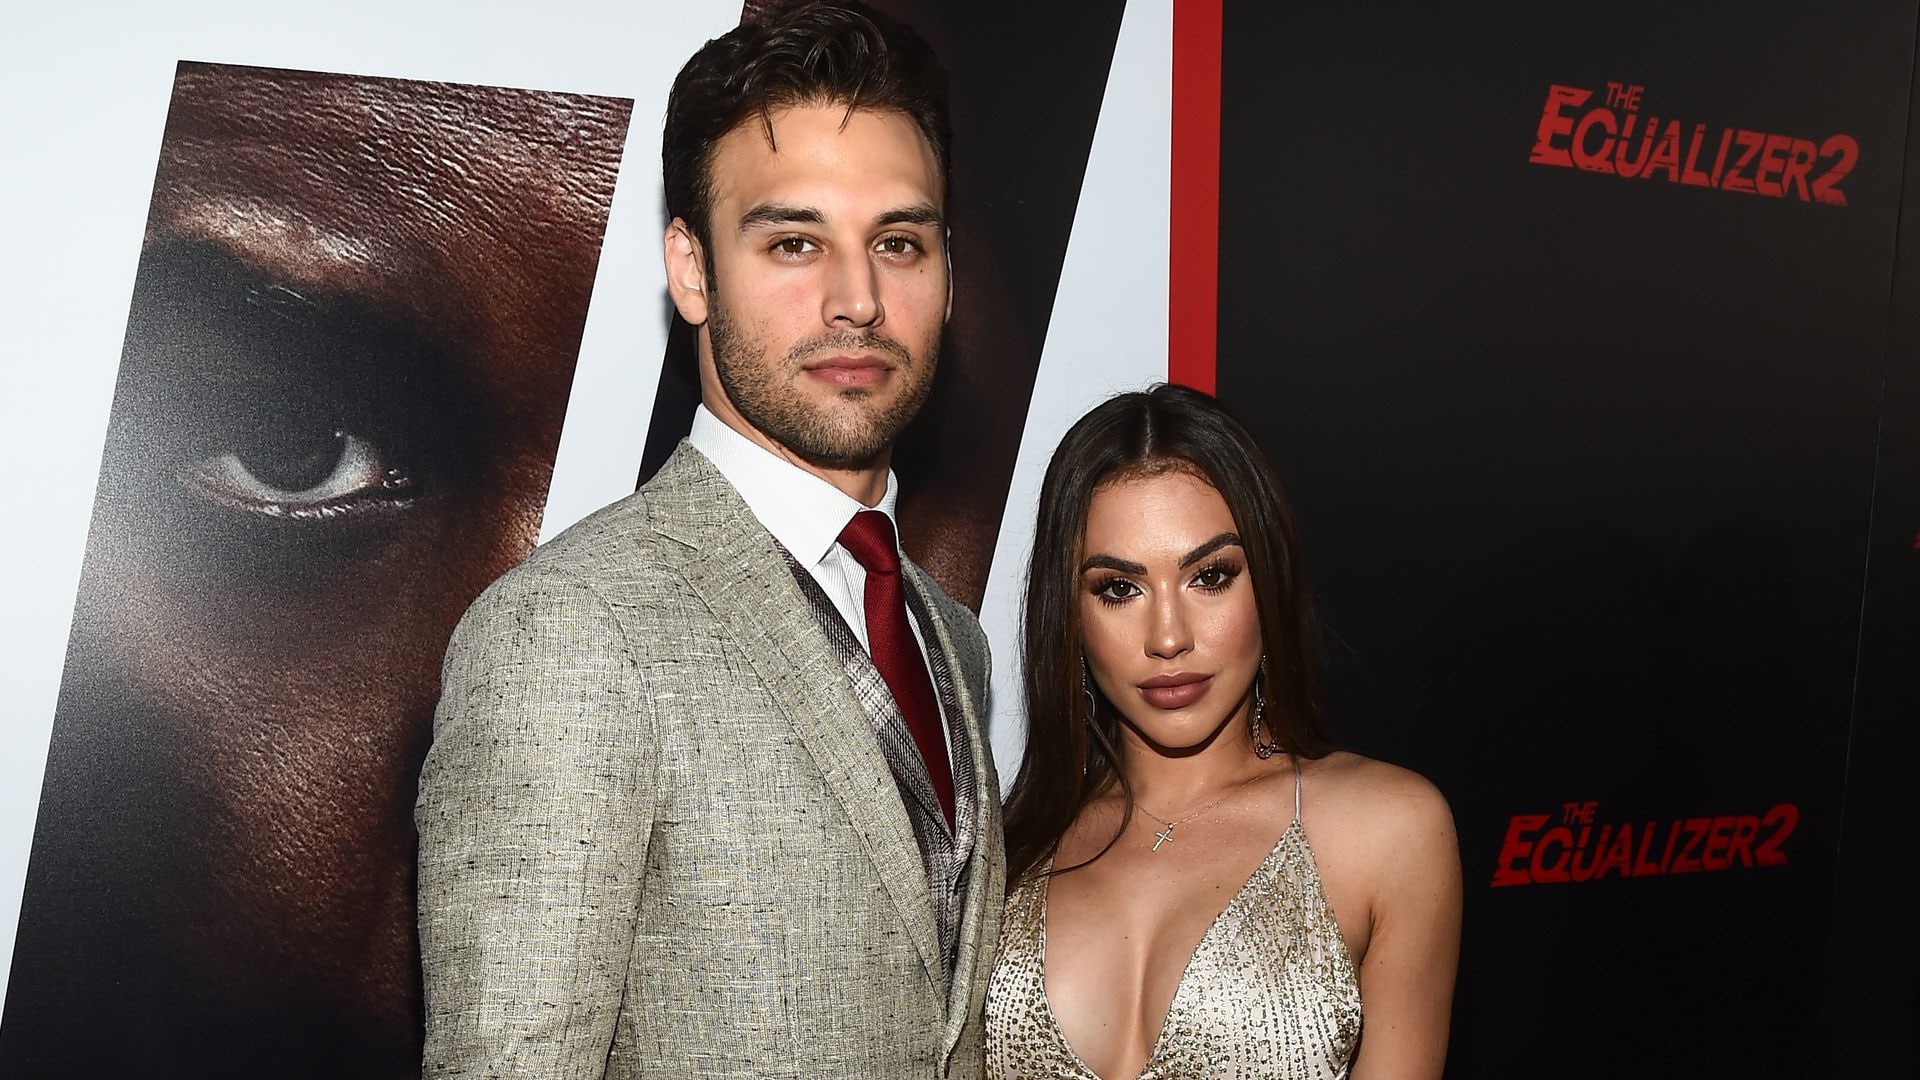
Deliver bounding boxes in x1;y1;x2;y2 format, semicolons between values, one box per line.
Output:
664;218;710;325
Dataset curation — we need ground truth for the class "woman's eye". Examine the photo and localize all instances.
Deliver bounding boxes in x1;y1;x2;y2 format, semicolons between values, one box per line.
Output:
180;429;412;520
1192;564;1238;590
1093;577;1140;603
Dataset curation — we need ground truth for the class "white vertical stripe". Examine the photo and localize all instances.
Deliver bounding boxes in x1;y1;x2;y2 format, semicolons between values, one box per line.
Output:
534;109;685;542
977;0;1175;791
536;2;742;539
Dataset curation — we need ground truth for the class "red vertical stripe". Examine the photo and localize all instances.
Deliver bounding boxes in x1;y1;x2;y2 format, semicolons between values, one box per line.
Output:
1169;0;1223;393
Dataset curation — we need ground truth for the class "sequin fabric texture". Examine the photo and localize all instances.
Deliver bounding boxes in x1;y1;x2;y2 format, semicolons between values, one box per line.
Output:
985;819;1362;1079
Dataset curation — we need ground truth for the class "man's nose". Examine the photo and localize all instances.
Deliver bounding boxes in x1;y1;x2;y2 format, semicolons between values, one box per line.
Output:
822;248;884;328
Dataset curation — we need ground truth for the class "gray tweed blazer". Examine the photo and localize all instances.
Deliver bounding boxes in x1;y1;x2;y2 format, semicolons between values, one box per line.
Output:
417;441;1006;1079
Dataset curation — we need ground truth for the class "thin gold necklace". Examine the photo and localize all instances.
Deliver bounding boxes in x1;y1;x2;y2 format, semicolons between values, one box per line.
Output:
1135;767;1282;852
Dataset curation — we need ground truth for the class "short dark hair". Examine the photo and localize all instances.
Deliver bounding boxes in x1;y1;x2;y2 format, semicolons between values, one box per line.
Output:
662;1;952;245
1001;384;1336;885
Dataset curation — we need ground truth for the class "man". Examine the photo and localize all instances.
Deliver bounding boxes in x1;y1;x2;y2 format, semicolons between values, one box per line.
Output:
415;4;1004;1078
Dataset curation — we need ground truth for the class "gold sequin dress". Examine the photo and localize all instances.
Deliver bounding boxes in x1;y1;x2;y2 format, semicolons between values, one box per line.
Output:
985;767;1362;1079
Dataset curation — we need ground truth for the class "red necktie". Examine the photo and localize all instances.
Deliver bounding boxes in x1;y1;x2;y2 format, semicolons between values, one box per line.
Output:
837;510;955;827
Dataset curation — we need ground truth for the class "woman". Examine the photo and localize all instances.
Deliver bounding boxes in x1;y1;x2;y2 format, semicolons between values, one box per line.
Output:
987;385;1461;1079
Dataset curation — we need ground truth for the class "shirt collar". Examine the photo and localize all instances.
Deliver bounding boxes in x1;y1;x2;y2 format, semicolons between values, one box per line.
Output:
688;404;901;567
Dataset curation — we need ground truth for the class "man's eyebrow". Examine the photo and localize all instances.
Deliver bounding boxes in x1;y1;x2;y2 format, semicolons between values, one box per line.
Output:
1079;553;1147;576
1179;532;1243;568
876;204;944;229
736;203;825;232
734;204;944;234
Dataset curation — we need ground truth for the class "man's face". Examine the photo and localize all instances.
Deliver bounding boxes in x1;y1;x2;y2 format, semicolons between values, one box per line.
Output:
689;103;949;468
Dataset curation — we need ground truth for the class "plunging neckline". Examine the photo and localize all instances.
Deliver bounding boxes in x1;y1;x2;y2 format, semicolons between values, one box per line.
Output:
1036;817;1306;1080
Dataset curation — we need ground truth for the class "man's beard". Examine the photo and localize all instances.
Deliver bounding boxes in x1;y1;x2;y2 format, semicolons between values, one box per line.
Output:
708;291;939;468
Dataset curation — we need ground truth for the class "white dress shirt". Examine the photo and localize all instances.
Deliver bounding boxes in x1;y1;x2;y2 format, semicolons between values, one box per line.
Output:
687;406;954;754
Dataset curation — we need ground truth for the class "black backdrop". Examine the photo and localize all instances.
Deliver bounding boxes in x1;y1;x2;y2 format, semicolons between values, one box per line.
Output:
1219;1;1920;1075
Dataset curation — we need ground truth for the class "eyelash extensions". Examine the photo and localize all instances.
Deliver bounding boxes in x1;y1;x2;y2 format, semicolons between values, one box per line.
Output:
1087;559;1244;607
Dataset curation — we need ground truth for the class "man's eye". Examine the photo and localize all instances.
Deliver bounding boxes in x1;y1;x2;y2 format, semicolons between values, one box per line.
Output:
180;429;412;520
875;235;919;256
773;236;817;255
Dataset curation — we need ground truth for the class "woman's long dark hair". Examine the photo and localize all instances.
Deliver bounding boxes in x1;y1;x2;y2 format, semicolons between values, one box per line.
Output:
1001;384;1333;885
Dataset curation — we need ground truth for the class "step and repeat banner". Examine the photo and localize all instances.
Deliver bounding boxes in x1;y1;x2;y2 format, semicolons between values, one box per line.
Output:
4;0;1917;1076
1219;1;1918;1076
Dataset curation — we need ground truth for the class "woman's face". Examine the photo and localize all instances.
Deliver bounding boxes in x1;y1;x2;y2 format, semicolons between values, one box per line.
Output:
1078;468;1264;755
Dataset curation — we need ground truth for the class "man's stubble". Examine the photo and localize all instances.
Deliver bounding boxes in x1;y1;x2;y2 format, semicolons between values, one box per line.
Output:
707;284;940;470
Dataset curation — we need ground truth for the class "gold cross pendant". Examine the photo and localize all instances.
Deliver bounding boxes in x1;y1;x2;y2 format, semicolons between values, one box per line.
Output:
1152;822;1176;851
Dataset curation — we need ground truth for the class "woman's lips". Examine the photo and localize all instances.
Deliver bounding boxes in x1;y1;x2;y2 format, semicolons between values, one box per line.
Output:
1137;674;1212;710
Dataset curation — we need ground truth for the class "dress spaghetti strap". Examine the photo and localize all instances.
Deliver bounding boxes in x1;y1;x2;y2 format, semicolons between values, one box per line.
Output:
1291;752;1303;824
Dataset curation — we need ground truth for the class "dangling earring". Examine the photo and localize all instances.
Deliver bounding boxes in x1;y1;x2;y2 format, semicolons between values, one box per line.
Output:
1251;656;1277;759
1081;662;1098;722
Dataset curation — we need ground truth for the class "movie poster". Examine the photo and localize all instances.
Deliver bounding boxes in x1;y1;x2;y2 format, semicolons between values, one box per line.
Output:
0;63;632;1075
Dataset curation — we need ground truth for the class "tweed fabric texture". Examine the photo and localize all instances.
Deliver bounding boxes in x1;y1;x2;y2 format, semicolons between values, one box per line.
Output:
783;551;979;983
985;768;1361;1078
418;441;1006;1079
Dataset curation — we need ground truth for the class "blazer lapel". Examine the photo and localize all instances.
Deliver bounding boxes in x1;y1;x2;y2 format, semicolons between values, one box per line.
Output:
647;444;946;996
803;569;952;837
904;567;1007;1049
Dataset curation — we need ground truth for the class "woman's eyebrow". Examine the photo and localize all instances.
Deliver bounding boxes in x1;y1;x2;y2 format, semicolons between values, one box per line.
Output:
1079;553;1147;576
1179;532;1242;568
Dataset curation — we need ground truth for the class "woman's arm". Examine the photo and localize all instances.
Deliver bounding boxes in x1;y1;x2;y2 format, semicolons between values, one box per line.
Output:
1348;769;1463;1080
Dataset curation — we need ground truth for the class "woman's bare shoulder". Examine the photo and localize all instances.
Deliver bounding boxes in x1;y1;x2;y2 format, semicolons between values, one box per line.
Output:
1299;750;1457;857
